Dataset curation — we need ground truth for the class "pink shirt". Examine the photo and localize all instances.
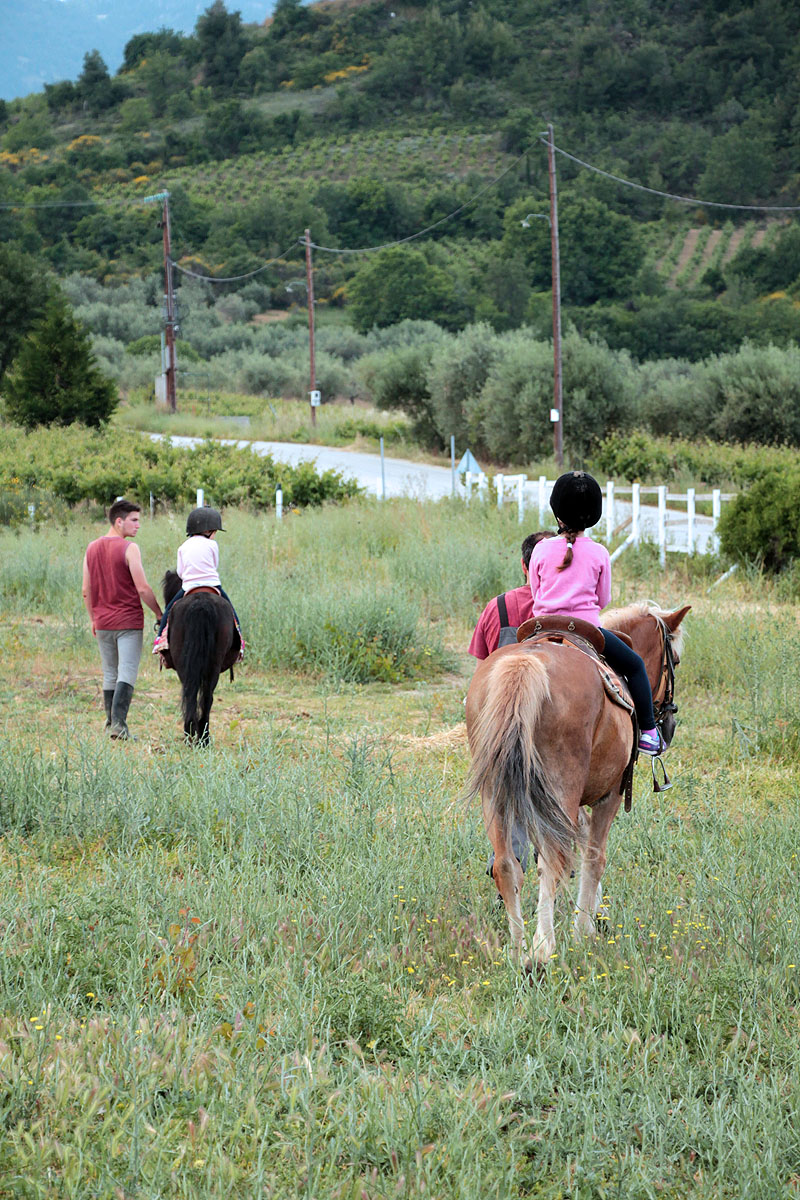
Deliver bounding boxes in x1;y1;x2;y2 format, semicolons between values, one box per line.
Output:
468;583;534;659
529;534;611;626
177;535;221;592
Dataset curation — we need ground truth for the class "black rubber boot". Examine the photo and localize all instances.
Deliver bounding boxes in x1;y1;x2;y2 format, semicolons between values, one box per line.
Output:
103;689;115;729
110;682;135;740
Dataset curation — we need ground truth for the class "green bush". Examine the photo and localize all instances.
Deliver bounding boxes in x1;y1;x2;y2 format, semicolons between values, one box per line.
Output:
426;322;499;445
476;330;635;461
593;430;800;487
717;466;800;571
0;425;360;519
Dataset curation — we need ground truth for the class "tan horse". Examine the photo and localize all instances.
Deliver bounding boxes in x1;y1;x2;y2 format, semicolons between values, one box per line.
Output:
465;602;690;969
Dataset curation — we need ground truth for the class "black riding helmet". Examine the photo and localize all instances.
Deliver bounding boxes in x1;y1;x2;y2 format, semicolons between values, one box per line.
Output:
186;506;225;536
550;471;603;531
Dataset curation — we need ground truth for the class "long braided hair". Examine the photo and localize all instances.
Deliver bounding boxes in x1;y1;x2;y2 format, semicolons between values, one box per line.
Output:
556;522;582;571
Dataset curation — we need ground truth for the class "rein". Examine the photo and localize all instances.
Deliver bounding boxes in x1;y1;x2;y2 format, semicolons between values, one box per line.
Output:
652;615;678;734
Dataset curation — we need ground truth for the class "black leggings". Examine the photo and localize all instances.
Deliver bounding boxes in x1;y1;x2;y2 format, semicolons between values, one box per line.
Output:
599;627;655;730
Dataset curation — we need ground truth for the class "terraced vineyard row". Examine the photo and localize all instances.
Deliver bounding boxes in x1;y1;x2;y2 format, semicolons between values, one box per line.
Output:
96;129;514;207
655;219;786;287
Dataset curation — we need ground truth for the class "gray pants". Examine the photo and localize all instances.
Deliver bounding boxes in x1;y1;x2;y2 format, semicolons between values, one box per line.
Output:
96;629;143;689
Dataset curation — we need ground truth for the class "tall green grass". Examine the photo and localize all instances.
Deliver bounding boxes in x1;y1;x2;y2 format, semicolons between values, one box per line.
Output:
2;503;800;1195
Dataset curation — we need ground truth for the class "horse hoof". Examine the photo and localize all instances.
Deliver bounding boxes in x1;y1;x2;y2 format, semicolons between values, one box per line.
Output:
523;957;547;983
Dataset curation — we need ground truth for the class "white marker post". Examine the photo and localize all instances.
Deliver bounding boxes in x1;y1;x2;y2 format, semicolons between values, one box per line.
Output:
712;489;721;553
631;483;641;545
606;480;615;544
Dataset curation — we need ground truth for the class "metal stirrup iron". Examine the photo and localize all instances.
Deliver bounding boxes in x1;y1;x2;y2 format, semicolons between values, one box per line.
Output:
651;755;672;793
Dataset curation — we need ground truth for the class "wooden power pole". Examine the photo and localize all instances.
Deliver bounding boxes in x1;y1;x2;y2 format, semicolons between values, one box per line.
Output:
161;192;178;413
546;124;563;469
145;189;178;412
304;228;318;428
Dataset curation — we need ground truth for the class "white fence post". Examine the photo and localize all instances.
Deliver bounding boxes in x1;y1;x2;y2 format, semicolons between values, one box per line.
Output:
196;488;204;508
275;487;283;520
538;476;547;526
658;485;667;568
631;483;640;545
712;489;721;553
606;480;614;544
496;473;504;510
687;487;695;554
517;475;527;524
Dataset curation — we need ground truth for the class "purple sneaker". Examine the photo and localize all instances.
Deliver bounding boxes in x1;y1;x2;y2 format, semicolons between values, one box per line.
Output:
638;729;664;755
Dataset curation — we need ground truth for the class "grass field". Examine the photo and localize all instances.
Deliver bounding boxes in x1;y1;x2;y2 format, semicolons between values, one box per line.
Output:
1;501;799;1198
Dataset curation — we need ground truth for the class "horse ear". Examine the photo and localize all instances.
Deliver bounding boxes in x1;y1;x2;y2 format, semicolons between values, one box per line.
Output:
663;605;691;632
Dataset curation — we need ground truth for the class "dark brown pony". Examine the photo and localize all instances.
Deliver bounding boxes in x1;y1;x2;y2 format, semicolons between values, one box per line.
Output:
161;570;240;744
465;602;690;969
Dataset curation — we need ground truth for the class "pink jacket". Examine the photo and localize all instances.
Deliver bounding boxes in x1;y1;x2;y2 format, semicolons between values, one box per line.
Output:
529;534;611;626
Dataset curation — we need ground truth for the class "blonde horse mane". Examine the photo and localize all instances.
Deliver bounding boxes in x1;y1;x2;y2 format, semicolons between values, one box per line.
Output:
602;600;686;659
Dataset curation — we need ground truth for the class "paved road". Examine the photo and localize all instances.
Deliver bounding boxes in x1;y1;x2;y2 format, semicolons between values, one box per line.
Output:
155;434;718;553
161;434;456;499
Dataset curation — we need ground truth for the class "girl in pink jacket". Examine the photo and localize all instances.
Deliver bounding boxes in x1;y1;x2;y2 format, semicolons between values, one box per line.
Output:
530;471;663;755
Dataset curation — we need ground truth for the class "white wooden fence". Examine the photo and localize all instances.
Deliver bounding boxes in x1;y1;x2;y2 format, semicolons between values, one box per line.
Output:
462;473;733;561
191;475;731;562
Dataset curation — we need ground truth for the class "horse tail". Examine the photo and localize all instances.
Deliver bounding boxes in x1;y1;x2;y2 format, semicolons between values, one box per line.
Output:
179;596;218;729
466;653;576;869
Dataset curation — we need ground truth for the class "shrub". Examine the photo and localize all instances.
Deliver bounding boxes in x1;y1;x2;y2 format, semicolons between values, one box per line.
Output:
703;343;800;446
356;340;444;447
476;330;635;462
0;425;361;516
717;467;800;571
426;322;499;445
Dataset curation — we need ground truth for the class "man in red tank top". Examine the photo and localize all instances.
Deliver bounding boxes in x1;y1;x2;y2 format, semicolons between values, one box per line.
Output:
468;531;554;660
82;499;162;739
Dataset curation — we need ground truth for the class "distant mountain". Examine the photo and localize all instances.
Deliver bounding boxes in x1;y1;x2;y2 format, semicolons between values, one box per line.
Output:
1;0;274;101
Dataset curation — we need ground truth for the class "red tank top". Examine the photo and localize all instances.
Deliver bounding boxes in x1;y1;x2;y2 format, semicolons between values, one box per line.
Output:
85;536;144;629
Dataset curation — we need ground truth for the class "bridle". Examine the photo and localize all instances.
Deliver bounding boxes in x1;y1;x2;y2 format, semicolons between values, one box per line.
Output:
651;614;678;738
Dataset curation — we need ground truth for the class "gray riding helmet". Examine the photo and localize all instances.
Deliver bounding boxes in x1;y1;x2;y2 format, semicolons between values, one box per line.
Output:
186;507;225;535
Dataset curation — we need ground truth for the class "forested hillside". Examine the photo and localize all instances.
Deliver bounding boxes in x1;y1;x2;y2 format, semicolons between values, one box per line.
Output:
2;0;800;464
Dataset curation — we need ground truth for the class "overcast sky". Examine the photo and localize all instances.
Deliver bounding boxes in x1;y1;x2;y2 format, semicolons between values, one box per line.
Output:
2;0;275;101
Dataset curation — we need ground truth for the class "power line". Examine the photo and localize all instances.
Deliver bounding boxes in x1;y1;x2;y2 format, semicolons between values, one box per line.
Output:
309;152;527;255
543;138;800;212
170;241;302;282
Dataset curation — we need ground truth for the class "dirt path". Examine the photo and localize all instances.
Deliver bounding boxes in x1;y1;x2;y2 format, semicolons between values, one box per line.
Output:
691;228;722;283
720;225;747;265
668;228;701;286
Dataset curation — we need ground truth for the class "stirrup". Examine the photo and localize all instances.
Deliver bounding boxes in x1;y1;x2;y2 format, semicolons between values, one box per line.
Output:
651;755;672;793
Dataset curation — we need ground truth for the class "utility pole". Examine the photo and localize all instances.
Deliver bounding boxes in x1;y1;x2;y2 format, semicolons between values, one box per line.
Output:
161;192;178;413
546;124;563;469
144;189;177;412
304;228;317;428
